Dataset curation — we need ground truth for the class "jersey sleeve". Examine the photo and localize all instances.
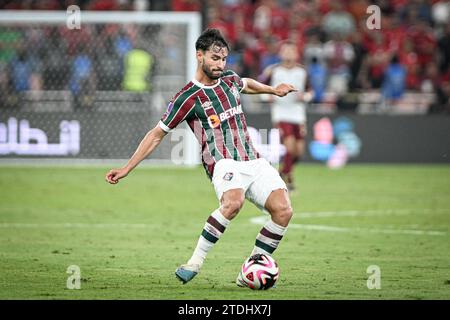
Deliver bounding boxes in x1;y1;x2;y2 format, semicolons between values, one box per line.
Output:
222;69;247;92
159;94;196;133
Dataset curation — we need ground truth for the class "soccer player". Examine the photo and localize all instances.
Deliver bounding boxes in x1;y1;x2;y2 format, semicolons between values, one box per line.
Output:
105;29;297;286
259;42;313;191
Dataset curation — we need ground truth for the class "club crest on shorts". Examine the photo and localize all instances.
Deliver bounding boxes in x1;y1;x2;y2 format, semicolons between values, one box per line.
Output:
223;172;234;181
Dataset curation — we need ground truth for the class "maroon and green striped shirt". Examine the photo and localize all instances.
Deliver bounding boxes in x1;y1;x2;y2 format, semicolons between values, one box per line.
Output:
159;70;260;179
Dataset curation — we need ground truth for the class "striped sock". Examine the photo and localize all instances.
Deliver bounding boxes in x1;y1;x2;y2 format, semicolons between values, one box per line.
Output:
187;209;230;267
252;220;287;256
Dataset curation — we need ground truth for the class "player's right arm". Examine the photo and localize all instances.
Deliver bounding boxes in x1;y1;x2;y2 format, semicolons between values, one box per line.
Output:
105;88;195;185
105;125;167;184
242;77;297;96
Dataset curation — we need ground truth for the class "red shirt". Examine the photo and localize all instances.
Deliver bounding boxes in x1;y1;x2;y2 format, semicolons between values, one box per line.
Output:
172;0;200;11
408;26;437;67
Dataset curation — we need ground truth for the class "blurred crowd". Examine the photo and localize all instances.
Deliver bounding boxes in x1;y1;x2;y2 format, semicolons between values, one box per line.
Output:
0;0;449;113
202;0;450;112
0;24;154;107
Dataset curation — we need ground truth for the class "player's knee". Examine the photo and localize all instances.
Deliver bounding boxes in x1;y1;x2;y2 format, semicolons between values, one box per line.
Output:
221;197;244;219
273;203;293;226
285;144;296;155
284;137;297;154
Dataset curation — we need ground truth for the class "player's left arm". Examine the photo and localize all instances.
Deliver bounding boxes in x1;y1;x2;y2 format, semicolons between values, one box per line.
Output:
241;78;297;97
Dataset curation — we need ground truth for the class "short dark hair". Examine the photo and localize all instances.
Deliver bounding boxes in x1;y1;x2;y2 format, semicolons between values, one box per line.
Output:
195;28;229;52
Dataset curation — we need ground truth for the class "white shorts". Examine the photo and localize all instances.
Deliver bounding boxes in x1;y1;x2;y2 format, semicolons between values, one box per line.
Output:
211;158;287;212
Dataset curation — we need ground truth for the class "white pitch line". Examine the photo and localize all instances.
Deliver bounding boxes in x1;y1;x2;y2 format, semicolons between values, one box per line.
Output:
289;224;446;236
297;209;450;218
249;212;447;236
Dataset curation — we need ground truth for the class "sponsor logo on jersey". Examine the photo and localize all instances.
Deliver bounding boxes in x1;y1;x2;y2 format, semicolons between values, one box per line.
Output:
219;105;243;122
207;105;243;129
207;114;221;129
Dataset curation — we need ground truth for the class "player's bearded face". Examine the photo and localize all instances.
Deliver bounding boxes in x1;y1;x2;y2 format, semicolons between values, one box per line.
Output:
201;45;228;80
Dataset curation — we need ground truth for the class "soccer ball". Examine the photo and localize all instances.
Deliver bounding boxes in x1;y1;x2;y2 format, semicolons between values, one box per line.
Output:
239;253;279;290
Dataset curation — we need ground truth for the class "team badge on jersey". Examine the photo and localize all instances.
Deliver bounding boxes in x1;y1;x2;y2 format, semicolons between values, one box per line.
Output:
201;101;213;110
223;172;234;181
231;86;240;100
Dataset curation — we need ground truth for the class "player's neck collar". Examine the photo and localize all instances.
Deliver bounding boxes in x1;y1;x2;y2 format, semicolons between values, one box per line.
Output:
192;77;221;89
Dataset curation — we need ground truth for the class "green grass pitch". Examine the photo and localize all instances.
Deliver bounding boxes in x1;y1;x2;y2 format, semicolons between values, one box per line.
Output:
0;164;449;300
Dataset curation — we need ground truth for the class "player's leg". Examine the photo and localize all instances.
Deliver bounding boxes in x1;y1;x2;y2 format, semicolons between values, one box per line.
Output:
186;188;245;266
236;160;292;287
294;139;305;161
176;159;248;284
285;123;305;192
246;160;293;256
293;124;306;162
219;188;246;219
278;122;297;190
251;189;292;256
175;188;245;284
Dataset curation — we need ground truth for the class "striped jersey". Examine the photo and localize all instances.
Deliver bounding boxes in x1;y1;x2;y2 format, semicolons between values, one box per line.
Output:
159;70;260;179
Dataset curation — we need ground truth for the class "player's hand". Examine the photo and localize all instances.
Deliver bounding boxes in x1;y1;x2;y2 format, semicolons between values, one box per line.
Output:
273;83;298;97
105;168;129;185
